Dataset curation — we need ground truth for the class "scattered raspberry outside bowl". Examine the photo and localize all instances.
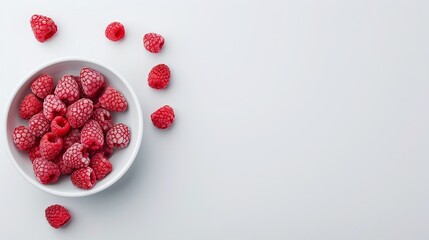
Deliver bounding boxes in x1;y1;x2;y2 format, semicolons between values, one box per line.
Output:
4;57;143;197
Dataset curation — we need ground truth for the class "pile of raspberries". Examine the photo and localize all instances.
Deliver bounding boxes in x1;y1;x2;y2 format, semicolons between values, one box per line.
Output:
13;68;130;190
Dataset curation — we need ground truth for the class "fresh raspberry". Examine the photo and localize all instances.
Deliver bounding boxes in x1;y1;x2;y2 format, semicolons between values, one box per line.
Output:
30;14;57;43
63;143;90;169
92;108;113;132
31;74;54;99
105;22;125;42
43;94;66;121
80;68;106;98
19;94;43;119
66;98;93;128
105;123;130;149
29;112;51;137
53;154;74;175
33;158;60;184
98;86;127;112
90;153;112;180
51;116;71;137
45;204;71;229
151;105;175;129
143;33;165;53
28;145;42;162
81;120;104;150
13;126;36;151
63;128;81;150
40;132;63;161
54;75;80;105
148;64;171;89
71;167;96;190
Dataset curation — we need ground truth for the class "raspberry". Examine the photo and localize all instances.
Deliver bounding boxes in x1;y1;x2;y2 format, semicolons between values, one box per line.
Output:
80;68;106;98
54;75;80;105
29;112;50;137
30;14;57;43
19;94;43;119
45;204;71;229
148;64;171;89
151;105;175;129
98;86;127;112
33;158;60;184
105;123;130;149
81;120;104;150
43;94;66;121
92;108;113;132
31;74;54;99
51;116;71;137
63;128;81;150
66;98;93;128
71;167;96;190
53;154;74;175
143;33;165;53
28;145;42;162
63;143;90;169
13;126;36;151
105;22;125;41
90;153;112;180
40;132;63;161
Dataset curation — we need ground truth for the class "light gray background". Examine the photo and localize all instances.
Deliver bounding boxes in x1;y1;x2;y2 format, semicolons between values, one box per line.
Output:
1;0;428;239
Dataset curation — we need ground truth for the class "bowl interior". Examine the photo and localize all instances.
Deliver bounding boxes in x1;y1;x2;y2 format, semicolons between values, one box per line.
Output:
5;59;143;197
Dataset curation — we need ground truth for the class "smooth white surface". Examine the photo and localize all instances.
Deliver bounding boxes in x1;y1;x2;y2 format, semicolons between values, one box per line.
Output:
5;58;143;197
1;0;429;239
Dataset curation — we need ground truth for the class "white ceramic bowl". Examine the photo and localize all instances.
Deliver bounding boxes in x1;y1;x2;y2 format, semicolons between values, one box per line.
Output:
4;57;143;197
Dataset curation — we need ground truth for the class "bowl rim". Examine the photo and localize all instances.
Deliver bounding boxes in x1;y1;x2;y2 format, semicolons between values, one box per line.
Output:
4;56;143;197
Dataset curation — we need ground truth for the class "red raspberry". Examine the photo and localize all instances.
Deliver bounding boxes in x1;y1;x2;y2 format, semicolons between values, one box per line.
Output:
63;143;90;169
40;132;63;161
71;167;96;190
31;74;54;99
45;204;71;229
143;33;165;53
19;94;42;119
106;123;130;149
148;64;170;89
54;75;80;105
151;105;175;129
30;14;57;43
66;98;93;128
92;108;113;132
105;22;125;42
63;128;81;150
53;154;74;175
28;145;42;162
13;126;36;151
51;116;71;137
33;158;60;184
81;120;104;150
98;86;127;112
43;94;66;121
80;68;106;98
90;153;112;180
29;112;50;137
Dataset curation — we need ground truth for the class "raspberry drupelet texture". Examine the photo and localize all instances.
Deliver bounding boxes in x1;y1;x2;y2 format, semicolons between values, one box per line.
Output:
63;143;90;169
80;68;106;98
148;64;171;89
28;145;42;162
13;126;36;151
43;94;67;121
29;112;51;137
63;128;81;150
54;75;80;105
143;33;165;53
90;153;112;180
31;74;54;99
66;98;93;128
53;154;74;175
151;105;175;129
45;204;71;229
98;86;127;112
92;108;113;132
105;123;131;149
33;158;60;184
30;14;58;43
19;94;43;120
105;22;125;41
39;132;63;161
71;167;96;189
51;116;71;137
81;120;104;150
